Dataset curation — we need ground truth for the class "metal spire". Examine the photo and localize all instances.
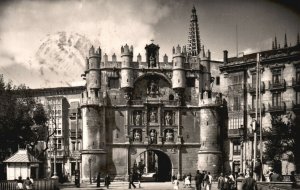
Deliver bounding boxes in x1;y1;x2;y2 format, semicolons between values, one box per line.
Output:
187;6;201;56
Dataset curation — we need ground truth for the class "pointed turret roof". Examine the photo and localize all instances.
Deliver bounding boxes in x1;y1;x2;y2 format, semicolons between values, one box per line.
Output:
187;6;201;56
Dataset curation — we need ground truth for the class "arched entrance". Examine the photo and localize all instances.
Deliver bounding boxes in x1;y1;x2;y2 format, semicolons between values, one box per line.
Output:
134;149;172;182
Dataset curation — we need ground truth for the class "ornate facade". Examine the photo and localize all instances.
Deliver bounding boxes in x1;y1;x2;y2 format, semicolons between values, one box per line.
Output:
16;7;300;181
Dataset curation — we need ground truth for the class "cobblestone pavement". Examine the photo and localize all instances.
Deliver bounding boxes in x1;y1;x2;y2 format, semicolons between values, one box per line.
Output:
59;181;218;190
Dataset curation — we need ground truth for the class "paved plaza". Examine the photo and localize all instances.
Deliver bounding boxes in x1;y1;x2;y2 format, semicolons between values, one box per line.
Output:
59;181;218;190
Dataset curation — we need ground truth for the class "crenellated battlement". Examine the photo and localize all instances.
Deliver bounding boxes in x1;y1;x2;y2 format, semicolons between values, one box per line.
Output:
89;45;102;57
172;45;187;57
121;44;133;56
199;91;223;107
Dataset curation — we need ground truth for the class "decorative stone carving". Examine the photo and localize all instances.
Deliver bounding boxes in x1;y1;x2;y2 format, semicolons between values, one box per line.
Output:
150;54;156;67
133;129;141;142
149;80;158;95
165;112;172;126
135;112;141;125
165;129;174;142
149;129;157;144
149;110;156;123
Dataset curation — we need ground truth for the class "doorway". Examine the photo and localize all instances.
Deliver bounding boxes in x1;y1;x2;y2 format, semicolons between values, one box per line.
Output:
134;149;172;182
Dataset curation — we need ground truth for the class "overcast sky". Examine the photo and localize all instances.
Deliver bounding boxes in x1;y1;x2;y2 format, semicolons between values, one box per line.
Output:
0;0;299;88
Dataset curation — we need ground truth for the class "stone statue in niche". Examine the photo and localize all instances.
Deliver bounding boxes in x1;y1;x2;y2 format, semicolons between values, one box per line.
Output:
134;130;141;142
149;80;158;95
149;129;156;144
135;112;141;125
149;110;156;123
166;130;174;142
149;54;156;67
165;112;172;126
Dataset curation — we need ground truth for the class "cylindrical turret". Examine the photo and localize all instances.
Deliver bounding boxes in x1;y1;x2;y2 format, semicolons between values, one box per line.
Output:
121;44;134;89
81;45;106;181
201;47;211;92
172;45;186;89
86;46;101;95
198;106;222;177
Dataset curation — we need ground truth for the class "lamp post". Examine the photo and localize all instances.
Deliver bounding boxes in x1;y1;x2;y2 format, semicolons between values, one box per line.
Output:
88;158;92;184
52;135;58;179
239;126;245;174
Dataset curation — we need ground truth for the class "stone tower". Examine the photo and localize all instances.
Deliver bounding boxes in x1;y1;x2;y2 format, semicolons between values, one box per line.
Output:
187;6;201;56
172;45;186;105
81;46;107;181
120;44;134;101
198;48;223;177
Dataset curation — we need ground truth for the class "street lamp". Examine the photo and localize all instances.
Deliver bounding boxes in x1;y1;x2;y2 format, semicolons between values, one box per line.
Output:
88;158;92;184
51;135;58;179
239;126;245;174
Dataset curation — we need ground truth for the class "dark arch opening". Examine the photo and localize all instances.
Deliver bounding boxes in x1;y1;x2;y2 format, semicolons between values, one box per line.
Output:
134;149;172;182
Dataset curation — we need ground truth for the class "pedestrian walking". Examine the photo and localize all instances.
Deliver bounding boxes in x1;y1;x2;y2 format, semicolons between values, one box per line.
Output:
195;170;202;190
173;177;179;190
228;172;235;190
206;172;212;190
203;171;208;190
184;175;191;188
16;176;24;190
217;173;225;190
172;174;176;184
105;174;111;189
188;173;192;187
241;172;257;190
129;171;136;189
177;172;181;181
223;175;230;190
24;177;33;189
96;172;101;187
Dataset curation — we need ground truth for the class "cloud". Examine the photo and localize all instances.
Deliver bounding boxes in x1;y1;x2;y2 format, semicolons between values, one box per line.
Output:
0;0;171;88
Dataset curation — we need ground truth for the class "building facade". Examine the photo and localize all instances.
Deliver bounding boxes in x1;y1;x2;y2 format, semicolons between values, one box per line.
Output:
220;35;300;176
22;7;300;181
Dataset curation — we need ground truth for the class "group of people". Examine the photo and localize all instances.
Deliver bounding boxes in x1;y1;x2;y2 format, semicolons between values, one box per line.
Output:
16;176;34;190
217;172;236;190
96;172;111;189
172;170;213;190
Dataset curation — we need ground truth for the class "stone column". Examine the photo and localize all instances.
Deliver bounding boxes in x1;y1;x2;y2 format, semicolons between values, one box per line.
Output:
158;105;162;144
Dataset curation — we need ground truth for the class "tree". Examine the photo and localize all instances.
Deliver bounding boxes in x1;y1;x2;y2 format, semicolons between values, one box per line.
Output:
0;75;49;161
264;113;297;173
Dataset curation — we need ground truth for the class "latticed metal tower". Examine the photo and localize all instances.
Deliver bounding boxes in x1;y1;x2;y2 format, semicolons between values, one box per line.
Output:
187;6;201;56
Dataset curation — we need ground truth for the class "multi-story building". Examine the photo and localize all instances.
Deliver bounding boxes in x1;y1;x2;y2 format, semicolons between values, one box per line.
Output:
10;7;299;181
220;34;300;176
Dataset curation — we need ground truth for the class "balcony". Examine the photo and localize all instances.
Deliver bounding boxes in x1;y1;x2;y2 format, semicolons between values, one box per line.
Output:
247;128;269;138
292;101;300;112
268;102;286;114
292;78;300;90
248;82;265;94
70;129;82;138
269;79;286;91
228;105;244;113
81;97;103;107
131;99;179;106
228;128;244;138
228;84;245;93
248;104;265;117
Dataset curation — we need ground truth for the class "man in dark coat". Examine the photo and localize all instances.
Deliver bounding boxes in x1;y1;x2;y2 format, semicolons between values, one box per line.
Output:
242;172;257;190
129;171;136;189
96;172;101;187
105;174;111;189
195;170;202;190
